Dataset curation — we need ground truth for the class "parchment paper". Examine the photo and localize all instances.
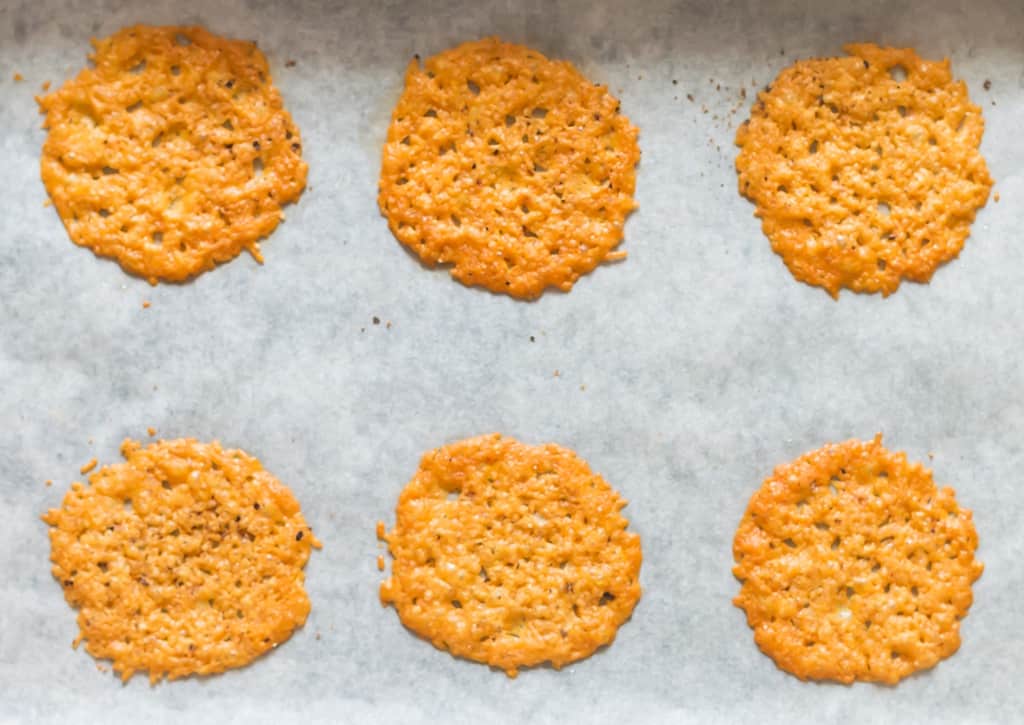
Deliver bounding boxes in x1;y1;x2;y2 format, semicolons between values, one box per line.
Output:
1;0;1022;722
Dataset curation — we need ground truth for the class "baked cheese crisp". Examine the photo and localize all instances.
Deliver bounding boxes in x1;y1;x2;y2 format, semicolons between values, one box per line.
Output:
37;25;307;283
43;438;320;682
380;434;642;676
378;38;640;299
733;436;982;683
736;44;991;297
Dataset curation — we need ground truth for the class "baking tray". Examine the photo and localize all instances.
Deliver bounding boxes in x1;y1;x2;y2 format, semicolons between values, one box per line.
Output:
1;0;1022;722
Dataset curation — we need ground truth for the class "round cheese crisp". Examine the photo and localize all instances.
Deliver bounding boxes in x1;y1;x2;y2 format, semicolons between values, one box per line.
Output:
735;44;992;297
378;38;640;299
380;434;642;676
733;436;983;684
37;25;307;283
42;438;321;682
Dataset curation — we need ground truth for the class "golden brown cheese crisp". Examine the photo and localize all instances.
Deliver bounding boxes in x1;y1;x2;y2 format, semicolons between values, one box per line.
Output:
378;38;640;299
380;434;642;676
736;44;992;297
37;25;307;284
733;435;983;684
43;438;320;683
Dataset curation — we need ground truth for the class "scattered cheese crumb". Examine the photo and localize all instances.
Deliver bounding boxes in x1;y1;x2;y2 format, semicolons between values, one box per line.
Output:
13;73;24;82
377;555;385;571
994;192;1000;203
45;479;53;487
80;458;98;474
376;520;386;539
142;300;151;309
42;80;51;91
147;427;156;437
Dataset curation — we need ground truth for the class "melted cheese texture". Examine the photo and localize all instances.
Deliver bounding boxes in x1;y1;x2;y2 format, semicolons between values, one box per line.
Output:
44;438;320;682
381;434;642;676
733;435;982;684
379;38;639;299
736;44;991;297
38;25;307;283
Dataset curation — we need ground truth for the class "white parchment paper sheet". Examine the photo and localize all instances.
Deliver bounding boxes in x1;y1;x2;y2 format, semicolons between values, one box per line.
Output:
1;0;1022;722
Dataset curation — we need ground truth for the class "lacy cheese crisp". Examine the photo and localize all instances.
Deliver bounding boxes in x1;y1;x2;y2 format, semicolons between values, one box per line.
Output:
736;44;992;297
380;434;642;676
378;38;640;299
733;436;983;684
38;25;307;283
43;438;320;682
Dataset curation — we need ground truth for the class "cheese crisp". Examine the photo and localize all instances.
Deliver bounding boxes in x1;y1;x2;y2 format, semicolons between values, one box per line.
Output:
733;436;983;684
380;434;642;676
43;438;320;682
736;44;991;297
378;38;640;299
38;25;307;283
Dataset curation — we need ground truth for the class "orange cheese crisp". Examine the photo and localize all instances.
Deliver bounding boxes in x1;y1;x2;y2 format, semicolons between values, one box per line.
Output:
378;38;640;299
733;435;982;684
43;438;320;682
736;44;992;297
380;434;642;676
37;25;307;284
